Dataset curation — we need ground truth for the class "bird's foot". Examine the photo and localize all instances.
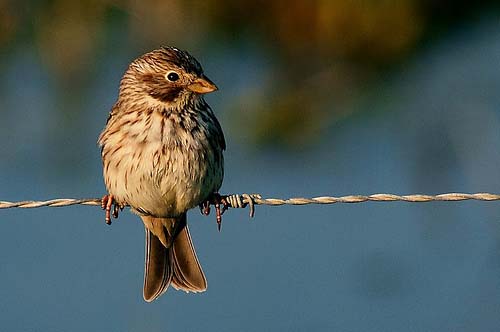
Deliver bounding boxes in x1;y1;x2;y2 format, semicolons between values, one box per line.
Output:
199;193;230;231
101;194;123;225
213;193;230;231
199;200;211;216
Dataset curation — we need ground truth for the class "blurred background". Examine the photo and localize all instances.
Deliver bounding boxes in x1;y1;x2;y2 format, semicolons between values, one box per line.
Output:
1;0;500;331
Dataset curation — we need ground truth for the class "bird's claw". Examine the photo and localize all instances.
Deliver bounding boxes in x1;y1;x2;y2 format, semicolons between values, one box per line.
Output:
199;200;211;216
101;194;122;225
199;193;230;231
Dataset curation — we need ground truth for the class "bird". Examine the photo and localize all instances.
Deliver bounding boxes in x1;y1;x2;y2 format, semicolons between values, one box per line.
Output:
98;46;225;302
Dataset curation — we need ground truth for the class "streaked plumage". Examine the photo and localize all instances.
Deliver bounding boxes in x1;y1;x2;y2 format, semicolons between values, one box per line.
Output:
99;47;225;302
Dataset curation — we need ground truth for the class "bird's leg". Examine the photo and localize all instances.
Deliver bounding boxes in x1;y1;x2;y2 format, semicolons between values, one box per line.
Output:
199;193;230;231
211;193;229;231
101;194;121;225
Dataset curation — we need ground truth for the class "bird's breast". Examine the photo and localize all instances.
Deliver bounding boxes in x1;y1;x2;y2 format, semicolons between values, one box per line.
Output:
102;109;223;217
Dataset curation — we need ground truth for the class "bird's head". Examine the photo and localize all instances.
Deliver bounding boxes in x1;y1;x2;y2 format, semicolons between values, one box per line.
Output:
119;47;217;108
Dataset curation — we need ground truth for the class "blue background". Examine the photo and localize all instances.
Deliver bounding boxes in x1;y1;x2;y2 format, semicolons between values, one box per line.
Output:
1;2;500;331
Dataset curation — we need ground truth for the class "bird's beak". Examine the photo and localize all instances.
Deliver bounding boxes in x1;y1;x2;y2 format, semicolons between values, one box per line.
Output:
187;75;218;94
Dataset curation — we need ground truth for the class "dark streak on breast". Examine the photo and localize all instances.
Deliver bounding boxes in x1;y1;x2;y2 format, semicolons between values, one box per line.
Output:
160;116;165;143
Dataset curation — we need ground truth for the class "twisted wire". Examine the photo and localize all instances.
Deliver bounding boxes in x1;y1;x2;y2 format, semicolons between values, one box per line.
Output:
1;192;499;215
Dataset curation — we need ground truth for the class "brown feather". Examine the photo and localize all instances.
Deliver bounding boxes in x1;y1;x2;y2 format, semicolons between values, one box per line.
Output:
99;47;224;301
141;214;206;302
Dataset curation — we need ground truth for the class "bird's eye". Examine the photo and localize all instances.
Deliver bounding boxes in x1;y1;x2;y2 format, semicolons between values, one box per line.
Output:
166;71;180;82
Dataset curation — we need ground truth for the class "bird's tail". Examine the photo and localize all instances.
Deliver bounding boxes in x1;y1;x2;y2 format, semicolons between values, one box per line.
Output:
141;214;207;302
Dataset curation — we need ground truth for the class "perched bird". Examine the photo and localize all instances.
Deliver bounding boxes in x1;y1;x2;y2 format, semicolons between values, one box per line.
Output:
98;47;225;302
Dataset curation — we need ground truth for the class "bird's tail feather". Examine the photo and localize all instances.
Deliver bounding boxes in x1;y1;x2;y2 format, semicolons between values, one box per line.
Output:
142;214;207;302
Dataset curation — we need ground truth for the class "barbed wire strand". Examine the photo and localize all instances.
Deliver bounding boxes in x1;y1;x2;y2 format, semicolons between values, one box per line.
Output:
1;193;499;217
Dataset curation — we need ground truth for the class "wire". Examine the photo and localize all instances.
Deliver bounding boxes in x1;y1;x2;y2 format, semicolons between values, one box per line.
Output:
1;192;499;218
